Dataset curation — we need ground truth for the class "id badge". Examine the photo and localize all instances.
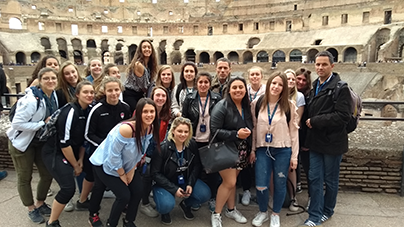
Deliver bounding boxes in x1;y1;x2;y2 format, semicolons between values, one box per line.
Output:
200;124;206;132
265;133;273;143
178;174;185;185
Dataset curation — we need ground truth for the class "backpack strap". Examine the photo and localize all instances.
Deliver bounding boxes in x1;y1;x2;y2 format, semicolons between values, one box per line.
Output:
333;81;347;103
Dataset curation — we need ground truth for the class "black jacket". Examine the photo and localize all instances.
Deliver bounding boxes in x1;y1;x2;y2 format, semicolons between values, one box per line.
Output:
210;98;253;151
305;73;351;155
182;90;221;136
85;99;131;154
151;139;201;196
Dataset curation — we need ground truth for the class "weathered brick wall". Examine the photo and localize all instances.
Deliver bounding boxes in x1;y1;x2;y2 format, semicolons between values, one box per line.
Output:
0;132;13;169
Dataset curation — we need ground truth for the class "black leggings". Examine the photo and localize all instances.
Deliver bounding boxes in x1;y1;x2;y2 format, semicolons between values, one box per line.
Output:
141;174;153;205
123;88;145;114
89;166;143;227
42;152;75;205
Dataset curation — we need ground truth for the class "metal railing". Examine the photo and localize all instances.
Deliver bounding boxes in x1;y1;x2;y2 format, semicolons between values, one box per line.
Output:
1;93;24;111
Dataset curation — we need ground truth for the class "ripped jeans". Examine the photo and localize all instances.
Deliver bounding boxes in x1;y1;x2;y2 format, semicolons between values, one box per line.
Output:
255;147;291;213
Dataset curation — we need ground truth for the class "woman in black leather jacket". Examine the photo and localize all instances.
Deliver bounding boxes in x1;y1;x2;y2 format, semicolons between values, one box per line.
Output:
182;72;221;211
151;117;211;225
209;77;253;227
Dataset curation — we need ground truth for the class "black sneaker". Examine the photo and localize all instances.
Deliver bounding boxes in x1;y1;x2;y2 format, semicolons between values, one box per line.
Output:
28;208;45;224
122;218;136;227
89;213;103;227
46;220;61;227
75;199;90;211
179;200;194;221
161;213;172;225
38;203;52;217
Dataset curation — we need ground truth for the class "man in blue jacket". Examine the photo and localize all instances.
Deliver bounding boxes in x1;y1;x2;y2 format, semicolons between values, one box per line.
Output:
300;51;351;227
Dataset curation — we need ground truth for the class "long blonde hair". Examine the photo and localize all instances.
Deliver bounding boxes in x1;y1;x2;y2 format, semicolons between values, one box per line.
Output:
57;61;83;103
167;117;193;147
284;69;298;102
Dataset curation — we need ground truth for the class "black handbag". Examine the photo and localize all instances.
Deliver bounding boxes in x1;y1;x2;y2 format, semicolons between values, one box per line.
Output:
198;130;240;174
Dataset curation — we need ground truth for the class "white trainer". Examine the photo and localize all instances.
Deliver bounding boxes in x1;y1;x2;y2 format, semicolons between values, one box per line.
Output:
252;211;269;227
211;213;222;227
270;214;280;227
241;190;251;206
140;203;159;218
289;199;299;212
225;207;247;224
64;199;74;212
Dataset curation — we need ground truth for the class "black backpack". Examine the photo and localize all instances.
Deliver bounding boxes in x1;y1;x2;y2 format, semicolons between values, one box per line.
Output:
9;88;41;122
333;81;362;133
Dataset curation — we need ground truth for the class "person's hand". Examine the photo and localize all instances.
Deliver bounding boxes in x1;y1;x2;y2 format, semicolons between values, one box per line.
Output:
44;116;51;123
120;173;129;186
73;165;82;176
127;171;134;184
176;112;182;117
237;128;251;139
249;151;256;164
175;187;186;198
306;119;312;129
301;147;309;151
290;160;298;170
77;159;83;168
185;185;192;197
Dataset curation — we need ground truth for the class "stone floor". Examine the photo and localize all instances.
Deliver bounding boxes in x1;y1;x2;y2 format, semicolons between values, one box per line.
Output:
1;170;404;227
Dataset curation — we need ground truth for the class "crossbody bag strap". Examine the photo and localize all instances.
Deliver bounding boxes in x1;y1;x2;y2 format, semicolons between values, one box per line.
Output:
124;122;136;138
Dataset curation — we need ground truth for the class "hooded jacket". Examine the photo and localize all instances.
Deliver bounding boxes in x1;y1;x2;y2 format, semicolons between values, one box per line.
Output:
7;87;58;151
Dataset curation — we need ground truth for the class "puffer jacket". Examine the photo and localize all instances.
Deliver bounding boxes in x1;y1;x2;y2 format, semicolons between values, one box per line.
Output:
151;139;201;196
305;73;351;155
7;87;58;151
181;90;221;136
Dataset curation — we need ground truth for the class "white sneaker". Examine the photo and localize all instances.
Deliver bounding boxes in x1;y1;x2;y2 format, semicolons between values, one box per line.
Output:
140;203;159;218
211;213;222;227
64;199;74;212
270;214;280;227
225;207;247;224
252;211;269;227
241;190;251;206
289;199;299;212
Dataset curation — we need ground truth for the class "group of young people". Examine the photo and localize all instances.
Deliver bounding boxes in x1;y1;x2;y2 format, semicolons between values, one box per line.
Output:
7;40;347;227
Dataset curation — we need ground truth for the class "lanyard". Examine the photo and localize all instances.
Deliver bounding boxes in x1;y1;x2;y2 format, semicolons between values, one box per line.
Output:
175;147;184;166
315;74;333;96
267;103;278;125
140;129;148;155
249;86;260;102
241;108;244;120
198;93;210;119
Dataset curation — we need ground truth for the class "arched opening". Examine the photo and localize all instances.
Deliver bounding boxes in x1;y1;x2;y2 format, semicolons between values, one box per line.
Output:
31;52;41;63
9;18;22;30
307;49;319;63
228;51;239;63
185;49;196;62
116;43;123;51
199;52;210;64
128;44;137;63
114;52;124;65
87;39;96;48
213;52;224;62
247;37;261;48
257;51;269;62
158;40;167;65
326;48;339;62
400;44;404;58
40;37;51;50
71;38;83;50
344;47;357;63
243;51;253;64
289;49;302;62
373;28;390;62
16;52;26;65
272;50;285;63
101;39;109;55
73;50;83;65
173;40;184;51
171;51;182;64
59;50;67;59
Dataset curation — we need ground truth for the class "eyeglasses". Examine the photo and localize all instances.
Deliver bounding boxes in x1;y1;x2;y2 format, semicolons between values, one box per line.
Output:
176;117;191;124
42;76;57;81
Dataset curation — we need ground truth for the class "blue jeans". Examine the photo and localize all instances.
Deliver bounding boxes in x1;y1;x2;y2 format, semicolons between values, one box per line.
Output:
255;147;291;213
308;150;342;224
153;179;211;214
